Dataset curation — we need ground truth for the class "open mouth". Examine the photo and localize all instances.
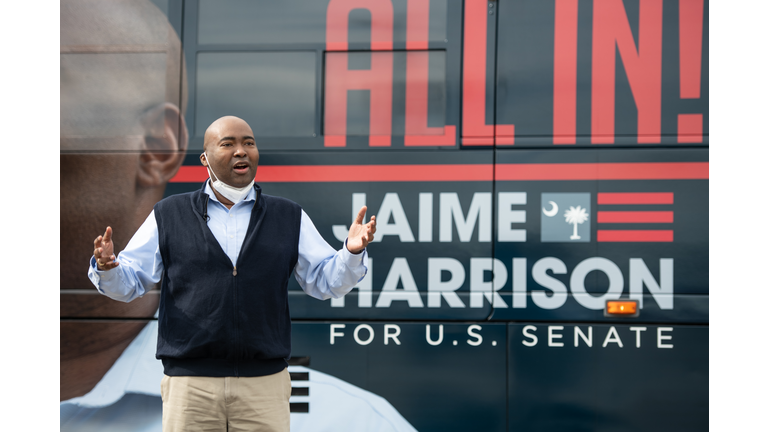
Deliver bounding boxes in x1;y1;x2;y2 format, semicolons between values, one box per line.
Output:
233;162;250;174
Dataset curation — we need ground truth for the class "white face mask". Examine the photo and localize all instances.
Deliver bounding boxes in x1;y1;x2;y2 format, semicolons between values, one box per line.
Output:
203;152;254;204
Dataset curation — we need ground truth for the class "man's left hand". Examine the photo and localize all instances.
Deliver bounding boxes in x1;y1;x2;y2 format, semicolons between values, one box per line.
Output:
346;206;376;254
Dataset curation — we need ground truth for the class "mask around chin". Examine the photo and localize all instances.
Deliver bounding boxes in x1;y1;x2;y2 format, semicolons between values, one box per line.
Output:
211;178;253;204
204;152;254;204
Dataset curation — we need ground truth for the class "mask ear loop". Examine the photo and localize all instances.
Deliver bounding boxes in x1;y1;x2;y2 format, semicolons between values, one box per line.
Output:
202;152;219;183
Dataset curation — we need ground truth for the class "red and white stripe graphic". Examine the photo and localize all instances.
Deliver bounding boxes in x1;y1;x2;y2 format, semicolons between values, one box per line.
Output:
596;193;673;242
171;162;708;183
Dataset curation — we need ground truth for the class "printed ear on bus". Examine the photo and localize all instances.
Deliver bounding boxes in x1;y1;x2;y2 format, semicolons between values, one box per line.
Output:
137;102;188;187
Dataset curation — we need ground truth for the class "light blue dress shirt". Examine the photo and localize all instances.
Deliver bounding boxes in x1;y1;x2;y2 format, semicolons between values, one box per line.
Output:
88;182;368;301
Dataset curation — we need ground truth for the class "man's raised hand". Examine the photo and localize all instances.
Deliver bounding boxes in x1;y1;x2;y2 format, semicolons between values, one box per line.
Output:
346;206;376;254
93;226;119;271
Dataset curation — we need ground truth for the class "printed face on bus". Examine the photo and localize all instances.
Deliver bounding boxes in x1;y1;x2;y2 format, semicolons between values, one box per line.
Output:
60;0;187;291
60;0;187;401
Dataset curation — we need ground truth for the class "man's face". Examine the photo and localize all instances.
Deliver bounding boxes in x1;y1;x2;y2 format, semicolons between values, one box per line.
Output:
202;117;259;188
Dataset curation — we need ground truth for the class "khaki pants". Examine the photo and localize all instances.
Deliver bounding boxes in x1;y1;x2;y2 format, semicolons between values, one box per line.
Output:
161;369;291;432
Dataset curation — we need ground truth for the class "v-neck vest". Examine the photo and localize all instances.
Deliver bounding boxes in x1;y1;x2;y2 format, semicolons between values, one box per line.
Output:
153;183;301;377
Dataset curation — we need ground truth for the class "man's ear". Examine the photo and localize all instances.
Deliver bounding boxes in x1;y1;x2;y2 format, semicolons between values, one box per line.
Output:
137;103;188;187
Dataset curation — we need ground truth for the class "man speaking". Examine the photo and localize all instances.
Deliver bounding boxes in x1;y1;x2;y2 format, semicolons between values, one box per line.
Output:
89;115;377;431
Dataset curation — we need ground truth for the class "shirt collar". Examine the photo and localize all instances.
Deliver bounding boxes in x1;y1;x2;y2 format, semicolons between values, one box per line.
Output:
60;320;163;408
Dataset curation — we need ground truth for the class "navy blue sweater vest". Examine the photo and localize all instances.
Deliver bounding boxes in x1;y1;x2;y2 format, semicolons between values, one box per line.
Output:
153;183;302;377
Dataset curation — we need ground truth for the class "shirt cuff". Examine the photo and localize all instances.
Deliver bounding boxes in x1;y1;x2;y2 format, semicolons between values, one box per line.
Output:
88;256;118;284
342;239;366;265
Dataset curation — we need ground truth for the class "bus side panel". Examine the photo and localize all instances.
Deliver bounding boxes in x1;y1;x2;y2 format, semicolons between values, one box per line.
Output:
494;0;709;146
508;323;708;431
291;321;508;431
260;150;496;321
492;147;709;324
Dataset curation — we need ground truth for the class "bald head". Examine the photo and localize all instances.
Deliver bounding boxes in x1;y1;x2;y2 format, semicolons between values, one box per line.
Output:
203;116;254;153
60;0;186;147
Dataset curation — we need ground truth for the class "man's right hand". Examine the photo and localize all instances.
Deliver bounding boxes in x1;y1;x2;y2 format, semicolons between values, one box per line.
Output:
93;226;119;271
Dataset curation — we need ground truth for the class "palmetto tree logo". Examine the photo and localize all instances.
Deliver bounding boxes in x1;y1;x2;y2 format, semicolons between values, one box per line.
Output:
564;205;589;240
541;193;591;243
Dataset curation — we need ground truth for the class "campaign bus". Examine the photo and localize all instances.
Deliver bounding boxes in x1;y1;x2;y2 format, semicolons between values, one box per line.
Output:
60;0;708;430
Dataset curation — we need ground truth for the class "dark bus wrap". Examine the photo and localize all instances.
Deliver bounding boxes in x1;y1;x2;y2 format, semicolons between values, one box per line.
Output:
63;0;708;431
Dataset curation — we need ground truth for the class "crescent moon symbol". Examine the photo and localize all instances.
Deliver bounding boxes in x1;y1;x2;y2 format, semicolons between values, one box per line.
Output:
542;201;558;217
